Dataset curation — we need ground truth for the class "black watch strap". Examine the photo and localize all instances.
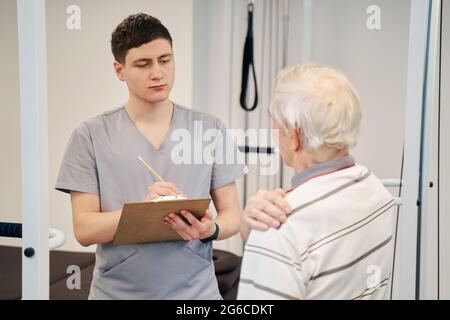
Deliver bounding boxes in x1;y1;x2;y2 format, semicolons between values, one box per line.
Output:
200;223;220;243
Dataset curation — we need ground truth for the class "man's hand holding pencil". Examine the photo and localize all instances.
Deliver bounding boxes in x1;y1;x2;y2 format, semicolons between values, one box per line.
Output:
138;155;217;241
143;181;184;202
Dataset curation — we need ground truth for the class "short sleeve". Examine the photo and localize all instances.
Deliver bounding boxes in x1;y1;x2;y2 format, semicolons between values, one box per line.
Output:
210;119;248;190
55;122;99;195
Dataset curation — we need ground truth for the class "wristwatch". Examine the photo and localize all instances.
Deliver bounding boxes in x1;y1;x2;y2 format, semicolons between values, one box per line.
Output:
200;223;220;243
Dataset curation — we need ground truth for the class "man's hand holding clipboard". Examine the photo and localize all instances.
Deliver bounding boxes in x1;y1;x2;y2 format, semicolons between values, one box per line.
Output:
114;157;218;243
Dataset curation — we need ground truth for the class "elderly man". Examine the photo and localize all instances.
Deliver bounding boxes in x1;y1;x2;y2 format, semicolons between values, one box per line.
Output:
238;64;395;300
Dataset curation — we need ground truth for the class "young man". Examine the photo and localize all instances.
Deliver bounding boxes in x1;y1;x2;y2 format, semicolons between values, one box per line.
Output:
55;13;247;299
238;64;395;299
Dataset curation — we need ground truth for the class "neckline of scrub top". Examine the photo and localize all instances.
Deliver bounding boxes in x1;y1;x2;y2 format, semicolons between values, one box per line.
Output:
121;103;178;152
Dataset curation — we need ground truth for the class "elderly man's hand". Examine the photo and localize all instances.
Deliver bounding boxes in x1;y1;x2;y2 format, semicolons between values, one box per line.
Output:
242;188;292;232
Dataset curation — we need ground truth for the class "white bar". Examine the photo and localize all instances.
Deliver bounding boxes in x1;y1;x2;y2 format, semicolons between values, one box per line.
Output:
17;0;49;300
381;179;402;187
394;0;430;300
49;228;65;250
419;0;442;300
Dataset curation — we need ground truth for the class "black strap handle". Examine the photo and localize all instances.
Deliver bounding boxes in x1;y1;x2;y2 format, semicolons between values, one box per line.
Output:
0;222;22;238
240;3;258;112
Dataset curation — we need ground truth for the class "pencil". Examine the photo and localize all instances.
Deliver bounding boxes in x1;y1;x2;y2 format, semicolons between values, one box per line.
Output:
137;156;164;182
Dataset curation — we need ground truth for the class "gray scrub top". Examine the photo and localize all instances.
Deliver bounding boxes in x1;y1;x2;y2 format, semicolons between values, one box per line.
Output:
55;104;247;299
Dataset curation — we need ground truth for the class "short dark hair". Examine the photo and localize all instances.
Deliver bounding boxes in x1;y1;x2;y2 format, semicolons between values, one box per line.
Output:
111;13;173;64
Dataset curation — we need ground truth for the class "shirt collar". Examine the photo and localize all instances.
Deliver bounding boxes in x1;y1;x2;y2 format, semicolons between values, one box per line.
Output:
290;155;355;189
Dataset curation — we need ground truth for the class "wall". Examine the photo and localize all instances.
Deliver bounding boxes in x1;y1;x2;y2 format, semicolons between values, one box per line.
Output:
310;0;409;183
0;0;21;247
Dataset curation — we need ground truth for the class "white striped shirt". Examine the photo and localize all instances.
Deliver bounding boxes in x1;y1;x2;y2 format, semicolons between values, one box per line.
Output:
238;162;395;300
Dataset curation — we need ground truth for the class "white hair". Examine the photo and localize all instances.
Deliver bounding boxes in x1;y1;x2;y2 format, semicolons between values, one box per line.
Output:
269;64;362;152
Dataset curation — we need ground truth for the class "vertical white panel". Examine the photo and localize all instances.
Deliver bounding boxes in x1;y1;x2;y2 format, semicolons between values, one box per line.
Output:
419;0;442;300
394;0;430;300
17;0;49;299
193;0;244;256
279;0;314;190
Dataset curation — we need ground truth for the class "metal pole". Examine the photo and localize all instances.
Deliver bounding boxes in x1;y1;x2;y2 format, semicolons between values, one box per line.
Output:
17;0;49;299
394;0;430;300
419;0;442;300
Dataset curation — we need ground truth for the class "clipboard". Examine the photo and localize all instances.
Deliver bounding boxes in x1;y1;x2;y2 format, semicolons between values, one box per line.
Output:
112;198;211;246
